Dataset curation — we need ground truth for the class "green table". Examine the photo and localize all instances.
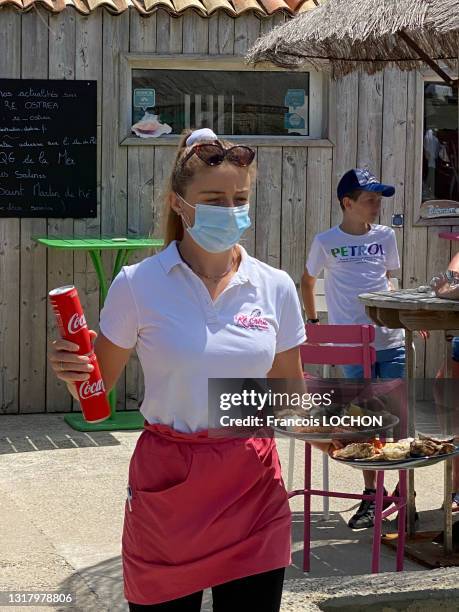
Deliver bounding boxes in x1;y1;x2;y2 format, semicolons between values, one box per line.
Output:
34;236;164;432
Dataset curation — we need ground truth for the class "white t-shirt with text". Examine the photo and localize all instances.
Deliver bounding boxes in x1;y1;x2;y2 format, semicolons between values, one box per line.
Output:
306;224;404;351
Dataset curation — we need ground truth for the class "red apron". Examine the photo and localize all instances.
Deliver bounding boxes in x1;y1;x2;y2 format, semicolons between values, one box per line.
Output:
122;422;291;606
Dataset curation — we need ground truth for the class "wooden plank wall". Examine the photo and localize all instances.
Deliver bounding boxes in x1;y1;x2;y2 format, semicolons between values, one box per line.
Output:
330;69;457;379
0;9;21;414
0;6;453;414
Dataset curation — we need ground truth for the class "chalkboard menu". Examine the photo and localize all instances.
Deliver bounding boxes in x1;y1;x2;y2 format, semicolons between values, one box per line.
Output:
0;79;97;218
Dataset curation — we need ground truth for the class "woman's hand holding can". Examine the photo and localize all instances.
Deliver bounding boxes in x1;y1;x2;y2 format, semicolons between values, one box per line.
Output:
49;330;98;400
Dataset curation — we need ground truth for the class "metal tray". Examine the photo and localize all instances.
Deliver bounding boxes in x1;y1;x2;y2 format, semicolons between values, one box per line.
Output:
329;444;459;471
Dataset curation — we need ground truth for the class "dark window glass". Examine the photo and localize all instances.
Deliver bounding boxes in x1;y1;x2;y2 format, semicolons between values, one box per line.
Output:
422;82;458;203
131;69;310;137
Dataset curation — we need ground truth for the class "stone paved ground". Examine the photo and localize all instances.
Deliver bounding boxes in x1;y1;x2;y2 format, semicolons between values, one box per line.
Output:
0;414;457;611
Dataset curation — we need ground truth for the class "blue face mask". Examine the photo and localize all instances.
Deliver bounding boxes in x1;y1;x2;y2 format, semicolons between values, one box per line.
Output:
178;196;251;253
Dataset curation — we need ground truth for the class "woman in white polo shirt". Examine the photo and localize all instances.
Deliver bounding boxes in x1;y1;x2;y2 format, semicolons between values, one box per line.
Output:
49;128;306;611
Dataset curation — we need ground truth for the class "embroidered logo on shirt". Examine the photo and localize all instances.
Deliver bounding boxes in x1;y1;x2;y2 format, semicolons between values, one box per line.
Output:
234;309;269;330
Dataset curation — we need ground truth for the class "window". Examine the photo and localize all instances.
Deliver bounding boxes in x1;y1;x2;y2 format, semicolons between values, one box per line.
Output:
421;81;458;209
120;55;325;144
132;69;310;137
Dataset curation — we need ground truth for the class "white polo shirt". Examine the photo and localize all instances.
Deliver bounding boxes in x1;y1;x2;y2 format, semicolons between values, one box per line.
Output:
98;241;306;433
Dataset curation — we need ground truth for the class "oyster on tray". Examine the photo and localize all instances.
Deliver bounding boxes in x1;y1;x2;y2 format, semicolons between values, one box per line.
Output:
332;442;375;460
332;437;457;462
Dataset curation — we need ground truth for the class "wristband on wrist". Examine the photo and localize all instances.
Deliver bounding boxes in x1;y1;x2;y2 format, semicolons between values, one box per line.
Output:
307;318;320;324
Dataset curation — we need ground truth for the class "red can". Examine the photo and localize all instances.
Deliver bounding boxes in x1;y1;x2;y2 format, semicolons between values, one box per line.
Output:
76;353;111;423
49;285;110;423
49;285;92;355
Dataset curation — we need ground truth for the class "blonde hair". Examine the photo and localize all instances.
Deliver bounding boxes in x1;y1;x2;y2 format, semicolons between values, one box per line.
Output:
161;129;255;247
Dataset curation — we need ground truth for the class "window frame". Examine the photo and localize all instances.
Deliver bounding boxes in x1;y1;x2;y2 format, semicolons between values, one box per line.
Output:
414;67;459;226
119;53;328;146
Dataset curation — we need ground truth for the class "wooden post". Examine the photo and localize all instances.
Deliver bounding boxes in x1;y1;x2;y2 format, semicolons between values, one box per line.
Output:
443;332;453;554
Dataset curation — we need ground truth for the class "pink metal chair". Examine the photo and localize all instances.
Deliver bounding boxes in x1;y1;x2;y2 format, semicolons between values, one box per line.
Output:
289;323;408;574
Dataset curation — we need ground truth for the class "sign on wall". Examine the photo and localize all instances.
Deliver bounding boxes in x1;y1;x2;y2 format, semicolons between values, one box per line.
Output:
0;79;97;218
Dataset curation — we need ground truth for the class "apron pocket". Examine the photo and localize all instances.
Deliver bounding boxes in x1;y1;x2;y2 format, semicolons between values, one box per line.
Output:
129;435;194;494
127;480;196;564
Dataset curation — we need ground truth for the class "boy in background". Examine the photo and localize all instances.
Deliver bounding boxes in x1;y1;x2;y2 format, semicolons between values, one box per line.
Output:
302;168;405;529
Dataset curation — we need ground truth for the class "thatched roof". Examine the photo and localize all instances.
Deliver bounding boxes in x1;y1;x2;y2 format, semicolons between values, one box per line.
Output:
246;0;459;77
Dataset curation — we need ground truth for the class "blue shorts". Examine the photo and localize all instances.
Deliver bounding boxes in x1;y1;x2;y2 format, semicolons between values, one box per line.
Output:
341;346;405;379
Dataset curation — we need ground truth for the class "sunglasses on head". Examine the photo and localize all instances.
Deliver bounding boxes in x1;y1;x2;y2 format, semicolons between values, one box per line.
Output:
181;142;255;168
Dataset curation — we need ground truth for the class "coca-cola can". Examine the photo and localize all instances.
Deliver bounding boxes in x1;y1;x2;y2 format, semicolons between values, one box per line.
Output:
49;285;92;355
49;285;110;423
76;353;111;423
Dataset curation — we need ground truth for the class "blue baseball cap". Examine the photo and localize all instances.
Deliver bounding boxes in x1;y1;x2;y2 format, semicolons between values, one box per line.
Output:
337;168;395;201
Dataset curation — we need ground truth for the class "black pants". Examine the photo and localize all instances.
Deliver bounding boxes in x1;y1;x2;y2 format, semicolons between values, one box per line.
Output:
128;567;285;612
